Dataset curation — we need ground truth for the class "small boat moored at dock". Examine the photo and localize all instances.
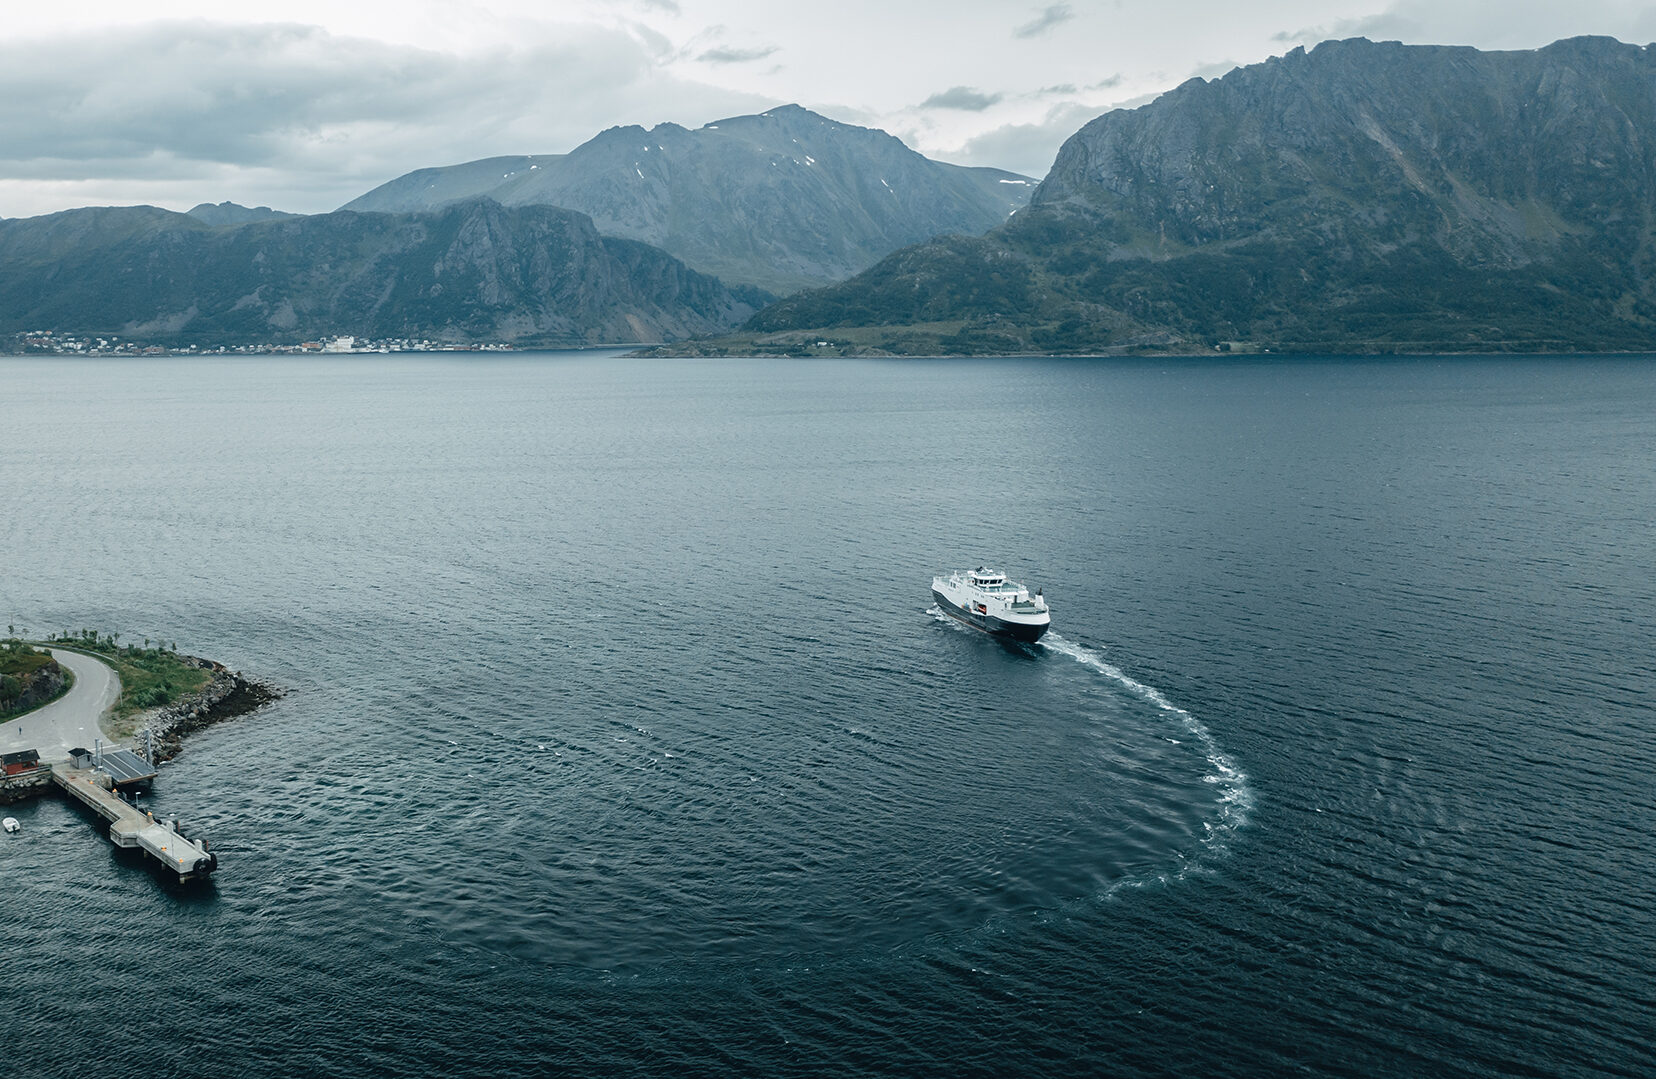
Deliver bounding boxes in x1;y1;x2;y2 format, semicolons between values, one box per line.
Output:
932;567;1051;642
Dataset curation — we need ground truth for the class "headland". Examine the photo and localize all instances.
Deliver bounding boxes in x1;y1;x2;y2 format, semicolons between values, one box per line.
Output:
1;633;281;805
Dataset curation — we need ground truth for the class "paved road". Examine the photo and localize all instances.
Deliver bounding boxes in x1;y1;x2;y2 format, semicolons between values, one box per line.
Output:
1;649;120;762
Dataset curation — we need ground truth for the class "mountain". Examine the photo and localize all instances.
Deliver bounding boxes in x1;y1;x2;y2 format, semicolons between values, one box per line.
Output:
0;200;766;346
343;105;1036;295
738;37;1656;355
186;202;296;226
339;155;564;213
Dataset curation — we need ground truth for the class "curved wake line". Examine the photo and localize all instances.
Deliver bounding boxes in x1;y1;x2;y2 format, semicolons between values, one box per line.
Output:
1041;632;1254;866
926;605;1254;880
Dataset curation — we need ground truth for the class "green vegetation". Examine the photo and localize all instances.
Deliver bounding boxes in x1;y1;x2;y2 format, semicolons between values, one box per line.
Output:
719;204;1656;357
1;637;73;721
38;629;213;735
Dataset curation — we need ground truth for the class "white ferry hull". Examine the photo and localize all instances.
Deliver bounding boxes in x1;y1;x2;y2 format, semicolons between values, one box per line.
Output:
931;587;1050;643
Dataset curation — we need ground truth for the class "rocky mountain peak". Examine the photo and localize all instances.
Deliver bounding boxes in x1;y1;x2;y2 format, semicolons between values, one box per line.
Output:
343;105;1033;294
746;36;1656;355
1032;35;1656;265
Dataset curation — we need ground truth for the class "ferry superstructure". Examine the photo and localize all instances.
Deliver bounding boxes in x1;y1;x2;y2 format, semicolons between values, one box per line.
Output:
931;567;1051;642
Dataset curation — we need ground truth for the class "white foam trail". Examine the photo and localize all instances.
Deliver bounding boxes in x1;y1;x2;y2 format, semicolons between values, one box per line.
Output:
1042;632;1254;861
928;606;1254;870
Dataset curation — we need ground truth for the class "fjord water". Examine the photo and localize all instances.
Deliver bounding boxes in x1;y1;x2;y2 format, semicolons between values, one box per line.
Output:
3;353;1653;1077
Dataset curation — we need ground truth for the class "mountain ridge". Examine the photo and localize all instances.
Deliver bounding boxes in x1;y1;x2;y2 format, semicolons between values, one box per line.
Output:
344;104;1035;294
186;202;297;226
0;199;767;346
728;36;1656;355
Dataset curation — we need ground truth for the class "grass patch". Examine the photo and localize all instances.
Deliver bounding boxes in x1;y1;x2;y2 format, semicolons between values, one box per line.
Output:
35;629;214;737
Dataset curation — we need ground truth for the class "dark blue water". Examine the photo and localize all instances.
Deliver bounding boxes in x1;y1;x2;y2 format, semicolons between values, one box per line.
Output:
3;353;1652;1077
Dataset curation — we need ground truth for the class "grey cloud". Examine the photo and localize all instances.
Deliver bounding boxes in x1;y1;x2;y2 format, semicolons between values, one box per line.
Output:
630;22;676;57
696;45;780;64
1189;58;1243;81
921;86;1004;111
1272;13;1423;47
945;101;1107;179
1;24;467;168
1108;91;1165;112
0;21;768;215
1029;76;1118;100
1014;5;1075;40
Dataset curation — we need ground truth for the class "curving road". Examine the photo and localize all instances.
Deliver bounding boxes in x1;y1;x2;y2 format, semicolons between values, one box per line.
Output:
1;649;120;762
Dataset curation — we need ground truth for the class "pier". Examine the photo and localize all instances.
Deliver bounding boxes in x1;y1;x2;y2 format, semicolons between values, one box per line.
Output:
5;646;228;884
52;762;218;883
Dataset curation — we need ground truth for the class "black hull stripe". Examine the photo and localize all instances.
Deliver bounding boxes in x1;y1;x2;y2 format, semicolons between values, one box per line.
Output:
931;590;1049;643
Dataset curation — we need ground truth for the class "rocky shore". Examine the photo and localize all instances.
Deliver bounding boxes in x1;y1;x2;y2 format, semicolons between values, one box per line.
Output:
143;657;285;762
1;770;53;804
0;651;282;806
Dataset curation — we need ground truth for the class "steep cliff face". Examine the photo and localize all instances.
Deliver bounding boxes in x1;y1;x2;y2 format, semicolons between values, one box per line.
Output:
749;37;1656;354
0;645;64;719
345;105;1035;294
0;200;766;346
1036;36;1656;266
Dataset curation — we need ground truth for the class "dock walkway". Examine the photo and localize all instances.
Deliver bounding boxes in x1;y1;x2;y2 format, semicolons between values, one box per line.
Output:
52;764;218;882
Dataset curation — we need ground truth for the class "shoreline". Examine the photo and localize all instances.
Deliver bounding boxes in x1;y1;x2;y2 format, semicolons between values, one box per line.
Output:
628;343;1656;360
142;659;285;762
0;652;282;804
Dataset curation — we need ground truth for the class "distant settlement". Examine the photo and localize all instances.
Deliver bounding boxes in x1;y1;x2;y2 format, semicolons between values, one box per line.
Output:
5;332;519;356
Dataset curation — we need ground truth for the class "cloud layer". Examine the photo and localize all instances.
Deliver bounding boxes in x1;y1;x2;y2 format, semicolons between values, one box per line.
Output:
921;87;1004;111
1014;5;1075;40
7;3;1656;218
0;19;765;216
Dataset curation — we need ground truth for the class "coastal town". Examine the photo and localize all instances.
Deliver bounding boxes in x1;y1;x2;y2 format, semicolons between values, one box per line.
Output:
4;331;520;355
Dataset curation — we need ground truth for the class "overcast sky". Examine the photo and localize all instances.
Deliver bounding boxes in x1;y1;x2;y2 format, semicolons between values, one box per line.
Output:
4;1;1655;218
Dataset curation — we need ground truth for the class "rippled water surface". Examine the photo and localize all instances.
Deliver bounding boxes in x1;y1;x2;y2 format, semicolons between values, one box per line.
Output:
3;353;1653;1077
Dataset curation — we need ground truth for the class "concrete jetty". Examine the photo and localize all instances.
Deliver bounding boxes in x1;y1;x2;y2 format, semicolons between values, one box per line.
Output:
52;763;218;883
7;646;230;883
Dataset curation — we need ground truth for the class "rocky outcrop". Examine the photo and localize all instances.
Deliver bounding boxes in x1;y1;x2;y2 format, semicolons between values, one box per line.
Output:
146;659;284;762
0;653;65;716
1;769;53;804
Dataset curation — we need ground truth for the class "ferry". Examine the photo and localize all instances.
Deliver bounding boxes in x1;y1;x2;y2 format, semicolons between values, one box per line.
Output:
931;567;1051;642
